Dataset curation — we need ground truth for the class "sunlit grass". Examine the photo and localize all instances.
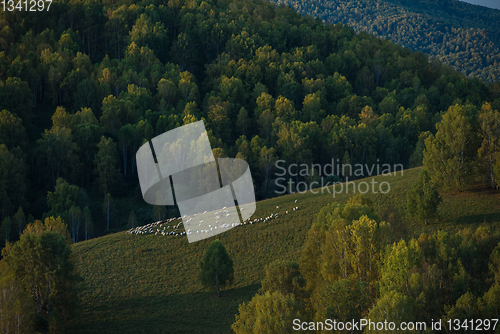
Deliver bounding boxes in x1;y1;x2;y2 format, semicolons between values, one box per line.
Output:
67;167;500;333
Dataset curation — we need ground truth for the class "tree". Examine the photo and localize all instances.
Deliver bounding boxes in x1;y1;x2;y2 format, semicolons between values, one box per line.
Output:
0;249;32;334
0;217;81;333
2;222;81;332
13;206;26;239
36;125;79;189
407;169;442;224
232;291;300;334
0;109;27;150
127;210;137;229
478;102;500;188
100;95;124;134
69;205;82;243
260;260;306;298
259;260;309;316
367;291;421;334
259;146;276;193
1;216;12;243
199;239;234;297
423;104;479;191
118;124;139;177
22;217;72;244
0;144;27;220
46;177;79;219
83;206;93;241
314;279;369;325
496;154;500;190
102;193;114;231
236;107;250;136
94;136;120;198
302;92;324;122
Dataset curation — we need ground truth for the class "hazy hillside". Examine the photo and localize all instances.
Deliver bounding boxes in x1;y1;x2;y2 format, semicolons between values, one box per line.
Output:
270;0;500;82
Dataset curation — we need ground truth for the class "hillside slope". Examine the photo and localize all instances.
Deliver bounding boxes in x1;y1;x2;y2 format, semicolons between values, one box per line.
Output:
67;167;500;333
270;0;500;82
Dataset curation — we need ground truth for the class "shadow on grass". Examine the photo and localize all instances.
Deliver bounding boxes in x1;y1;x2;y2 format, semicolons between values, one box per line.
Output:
456;212;500;225
67;284;260;334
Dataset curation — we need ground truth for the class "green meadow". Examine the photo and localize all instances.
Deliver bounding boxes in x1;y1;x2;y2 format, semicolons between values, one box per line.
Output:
67;167;500;333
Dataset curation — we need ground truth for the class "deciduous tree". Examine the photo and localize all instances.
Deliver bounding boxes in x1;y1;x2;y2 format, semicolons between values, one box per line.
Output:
199;239;234;297
407;169;442;224
94;136;120;197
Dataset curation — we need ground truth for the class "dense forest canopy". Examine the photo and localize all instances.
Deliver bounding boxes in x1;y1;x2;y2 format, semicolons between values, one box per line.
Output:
0;0;498;243
270;0;500;82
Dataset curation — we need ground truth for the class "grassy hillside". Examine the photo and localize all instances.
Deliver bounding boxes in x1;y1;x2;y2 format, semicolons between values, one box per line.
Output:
67;167;500;333
270;0;500;82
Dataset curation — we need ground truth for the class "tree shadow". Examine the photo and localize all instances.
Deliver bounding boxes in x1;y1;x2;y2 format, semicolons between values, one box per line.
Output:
66;284;261;334
456;212;500;225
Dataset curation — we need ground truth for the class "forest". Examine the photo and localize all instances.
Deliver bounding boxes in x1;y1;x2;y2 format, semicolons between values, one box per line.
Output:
0;0;500;330
232;197;500;333
1;0;498;243
270;0;500;82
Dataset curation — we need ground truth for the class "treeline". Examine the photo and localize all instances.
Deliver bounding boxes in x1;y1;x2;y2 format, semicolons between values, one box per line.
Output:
270;0;500;82
0;0;499;244
232;196;500;332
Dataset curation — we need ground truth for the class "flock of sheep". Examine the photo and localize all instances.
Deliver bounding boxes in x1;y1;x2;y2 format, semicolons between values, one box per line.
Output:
126;200;299;237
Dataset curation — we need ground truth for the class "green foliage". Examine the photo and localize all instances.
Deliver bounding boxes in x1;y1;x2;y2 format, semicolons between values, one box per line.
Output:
478;102;500;188
0;144;27;220
94;136;120;197
259;260;306;298
65;167;500;333
232;291;300;334
199;239;234;297
0;216;12;243
83;206;94;241
314;279;369;325
407;169;442;224
36;125;79;189
0;250;33;333
0;109;27;150
13;206;26;238
423;104;480;191
102;193;115;231
271;0;500;82
1;220;81;332
47;177;79;219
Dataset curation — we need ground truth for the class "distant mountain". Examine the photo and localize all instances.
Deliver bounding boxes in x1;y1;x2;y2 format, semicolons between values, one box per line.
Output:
459;0;500;10
271;0;500;82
